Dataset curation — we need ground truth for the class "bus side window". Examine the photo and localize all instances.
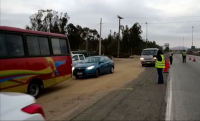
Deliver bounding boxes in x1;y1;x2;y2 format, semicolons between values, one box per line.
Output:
39;37;50;55
0;33;8;57
51;38;61;55
7;34;24;57
26;36;40;56
60;39;69;55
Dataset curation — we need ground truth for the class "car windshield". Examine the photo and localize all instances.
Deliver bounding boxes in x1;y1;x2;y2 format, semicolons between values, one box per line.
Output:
81;57;100;63
141;50;157;55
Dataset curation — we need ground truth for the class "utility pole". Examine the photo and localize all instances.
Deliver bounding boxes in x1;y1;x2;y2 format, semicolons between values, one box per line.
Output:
192;26;194;46
99;18;102;55
145;22;148;48
117;15;123;58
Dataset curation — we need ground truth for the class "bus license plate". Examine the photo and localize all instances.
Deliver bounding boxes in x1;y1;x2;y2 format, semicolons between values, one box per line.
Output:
77;72;82;75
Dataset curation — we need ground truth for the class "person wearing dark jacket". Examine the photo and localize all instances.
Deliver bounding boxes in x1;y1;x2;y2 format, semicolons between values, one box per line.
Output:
169;50;173;65
155;50;165;84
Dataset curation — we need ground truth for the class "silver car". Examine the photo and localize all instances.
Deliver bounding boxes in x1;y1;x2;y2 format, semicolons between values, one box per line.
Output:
140;48;158;66
72;54;85;67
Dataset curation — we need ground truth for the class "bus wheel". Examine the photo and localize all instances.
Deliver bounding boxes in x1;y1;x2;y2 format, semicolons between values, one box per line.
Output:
28;81;42;98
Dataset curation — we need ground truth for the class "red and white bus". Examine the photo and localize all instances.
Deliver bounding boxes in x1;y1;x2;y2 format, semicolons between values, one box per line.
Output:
0;26;72;98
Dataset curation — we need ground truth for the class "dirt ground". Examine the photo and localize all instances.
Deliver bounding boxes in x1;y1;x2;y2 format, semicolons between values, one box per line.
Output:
36;57;144;120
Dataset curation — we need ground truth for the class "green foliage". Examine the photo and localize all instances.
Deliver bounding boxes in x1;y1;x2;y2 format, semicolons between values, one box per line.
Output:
26;9;70;34
26;9;162;58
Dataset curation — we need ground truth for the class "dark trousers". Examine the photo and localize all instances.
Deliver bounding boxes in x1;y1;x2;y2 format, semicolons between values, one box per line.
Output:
182;56;186;63
170;56;173;65
157;68;164;84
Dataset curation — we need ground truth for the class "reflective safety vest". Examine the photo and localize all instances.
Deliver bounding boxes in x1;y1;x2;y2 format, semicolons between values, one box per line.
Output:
155;54;165;68
182;52;186;56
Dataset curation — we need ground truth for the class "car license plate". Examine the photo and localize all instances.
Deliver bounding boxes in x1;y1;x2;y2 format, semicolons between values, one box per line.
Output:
77;72;82;75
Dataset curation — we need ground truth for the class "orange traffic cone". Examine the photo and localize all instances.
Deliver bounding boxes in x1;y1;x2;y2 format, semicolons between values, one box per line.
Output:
189;56;191;60
193;57;196;62
163;60;168;73
167;59;170;68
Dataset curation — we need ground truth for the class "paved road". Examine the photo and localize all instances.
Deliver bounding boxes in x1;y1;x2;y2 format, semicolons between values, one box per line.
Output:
167;54;200;120
68;67;168;121
193;55;200;63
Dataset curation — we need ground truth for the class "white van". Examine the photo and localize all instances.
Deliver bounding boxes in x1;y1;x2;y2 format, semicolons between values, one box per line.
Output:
72;54;85;66
140;48;159;66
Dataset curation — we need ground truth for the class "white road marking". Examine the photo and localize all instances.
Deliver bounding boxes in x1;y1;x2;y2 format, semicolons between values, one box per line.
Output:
165;70;173;121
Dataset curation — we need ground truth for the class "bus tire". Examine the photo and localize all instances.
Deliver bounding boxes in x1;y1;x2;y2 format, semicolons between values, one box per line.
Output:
28;79;43;98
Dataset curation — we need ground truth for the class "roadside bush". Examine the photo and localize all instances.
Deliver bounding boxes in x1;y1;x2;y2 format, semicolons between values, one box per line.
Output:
111;53;130;58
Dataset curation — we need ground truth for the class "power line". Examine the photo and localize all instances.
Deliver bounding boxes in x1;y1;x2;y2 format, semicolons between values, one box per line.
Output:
102;21;200;25
148;21;200;24
124;16;200;19
88;23;100;28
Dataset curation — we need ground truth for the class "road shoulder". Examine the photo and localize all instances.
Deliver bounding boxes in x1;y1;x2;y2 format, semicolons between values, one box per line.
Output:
69;67;168;120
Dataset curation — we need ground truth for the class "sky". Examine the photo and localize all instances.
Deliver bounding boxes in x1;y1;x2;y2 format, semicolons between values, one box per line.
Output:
1;0;200;48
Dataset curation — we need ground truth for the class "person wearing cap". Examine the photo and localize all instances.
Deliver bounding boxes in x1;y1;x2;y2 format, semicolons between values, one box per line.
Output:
182;50;187;63
155;49;165;84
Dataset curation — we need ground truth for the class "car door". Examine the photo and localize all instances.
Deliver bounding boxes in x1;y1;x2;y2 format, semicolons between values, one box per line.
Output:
104;56;112;71
99;57;106;74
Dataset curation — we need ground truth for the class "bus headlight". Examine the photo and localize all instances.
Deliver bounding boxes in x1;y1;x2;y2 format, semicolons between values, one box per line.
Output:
140;58;144;61
153;57;157;60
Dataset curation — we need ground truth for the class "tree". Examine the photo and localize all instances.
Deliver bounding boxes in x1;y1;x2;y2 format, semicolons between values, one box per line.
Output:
26;9;70;34
25;10;162;56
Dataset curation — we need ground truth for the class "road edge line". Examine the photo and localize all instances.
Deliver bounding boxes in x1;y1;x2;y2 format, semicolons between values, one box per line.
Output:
165;70;173;121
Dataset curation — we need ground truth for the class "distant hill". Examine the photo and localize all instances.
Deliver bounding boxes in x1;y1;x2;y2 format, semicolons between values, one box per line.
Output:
170;46;188;50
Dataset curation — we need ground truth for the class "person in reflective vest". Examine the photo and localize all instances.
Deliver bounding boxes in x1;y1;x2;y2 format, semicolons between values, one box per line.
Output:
155;50;165;84
169;50;173;65
182;50;187;63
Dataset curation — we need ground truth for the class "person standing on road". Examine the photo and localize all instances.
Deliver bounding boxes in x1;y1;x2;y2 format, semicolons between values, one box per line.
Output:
155;50;165;84
169;50;173;65
182;50;187;63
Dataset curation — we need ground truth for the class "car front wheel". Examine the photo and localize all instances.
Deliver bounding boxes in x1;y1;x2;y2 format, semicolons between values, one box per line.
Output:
110;67;114;73
94;69;99;78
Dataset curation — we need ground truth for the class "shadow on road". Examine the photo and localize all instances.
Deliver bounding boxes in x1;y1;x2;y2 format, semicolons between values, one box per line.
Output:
40;84;71;96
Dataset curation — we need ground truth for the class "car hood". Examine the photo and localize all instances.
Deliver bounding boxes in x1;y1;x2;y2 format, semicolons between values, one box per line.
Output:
75;63;96;68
